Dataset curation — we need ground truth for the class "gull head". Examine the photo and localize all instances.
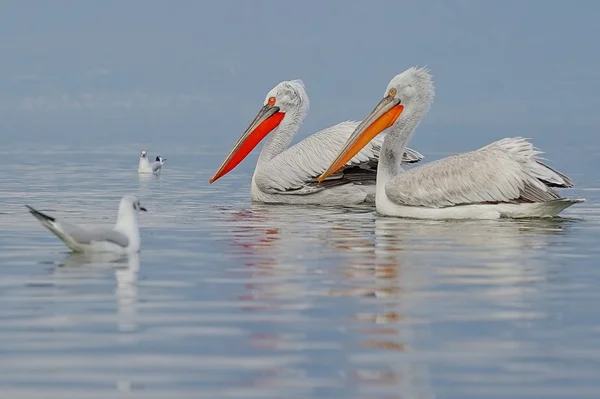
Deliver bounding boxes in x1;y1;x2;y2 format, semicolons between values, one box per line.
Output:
140;150;147;159
119;194;147;216
115;195;147;241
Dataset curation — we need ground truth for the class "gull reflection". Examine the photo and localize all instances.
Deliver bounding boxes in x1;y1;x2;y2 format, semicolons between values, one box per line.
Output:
57;252;140;333
115;253;140;333
137;171;161;193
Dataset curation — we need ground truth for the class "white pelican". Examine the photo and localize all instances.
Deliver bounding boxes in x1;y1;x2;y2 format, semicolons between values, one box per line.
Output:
318;67;583;219
209;80;424;206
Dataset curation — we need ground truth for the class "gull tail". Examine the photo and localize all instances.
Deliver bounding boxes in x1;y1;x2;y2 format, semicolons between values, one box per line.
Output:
26;205;81;252
26;205;55;224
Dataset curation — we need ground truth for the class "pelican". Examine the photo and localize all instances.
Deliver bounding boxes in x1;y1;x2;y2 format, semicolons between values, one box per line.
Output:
209;80;424;206
318;67;584;219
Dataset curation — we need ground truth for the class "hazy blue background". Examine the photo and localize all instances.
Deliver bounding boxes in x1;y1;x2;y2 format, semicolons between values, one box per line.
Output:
1;3;599;397
1;0;598;156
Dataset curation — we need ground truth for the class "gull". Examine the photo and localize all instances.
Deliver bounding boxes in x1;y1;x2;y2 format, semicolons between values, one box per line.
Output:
138;150;166;173
26;194;147;254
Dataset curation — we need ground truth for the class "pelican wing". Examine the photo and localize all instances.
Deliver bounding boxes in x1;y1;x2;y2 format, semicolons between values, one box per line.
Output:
254;121;423;194
386;137;573;208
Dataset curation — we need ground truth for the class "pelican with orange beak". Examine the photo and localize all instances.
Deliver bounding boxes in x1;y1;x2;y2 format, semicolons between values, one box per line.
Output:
209;80;424;206
318;67;583;219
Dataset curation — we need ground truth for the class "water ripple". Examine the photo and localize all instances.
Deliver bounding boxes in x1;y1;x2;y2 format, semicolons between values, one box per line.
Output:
0;143;598;398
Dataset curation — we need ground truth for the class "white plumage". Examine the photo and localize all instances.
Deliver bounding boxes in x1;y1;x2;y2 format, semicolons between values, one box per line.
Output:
26;194;146;254
213;79;423;206
253;120;422;194
320;67;583;219
138;151;166;174
386;137;572;207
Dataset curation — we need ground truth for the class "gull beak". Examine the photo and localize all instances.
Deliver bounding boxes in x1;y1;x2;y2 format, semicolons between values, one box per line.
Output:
209;104;285;184
317;95;403;183
139;207;147;212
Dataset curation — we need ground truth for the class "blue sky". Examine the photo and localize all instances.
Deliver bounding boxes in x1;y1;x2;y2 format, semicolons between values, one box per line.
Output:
1;0;599;145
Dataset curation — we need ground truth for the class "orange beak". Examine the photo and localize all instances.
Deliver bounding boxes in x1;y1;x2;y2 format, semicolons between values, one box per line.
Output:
317;95;404;183
209;104;285;183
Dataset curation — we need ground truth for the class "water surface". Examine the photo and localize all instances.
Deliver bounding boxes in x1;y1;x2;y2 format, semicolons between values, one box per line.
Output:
1;138;599;398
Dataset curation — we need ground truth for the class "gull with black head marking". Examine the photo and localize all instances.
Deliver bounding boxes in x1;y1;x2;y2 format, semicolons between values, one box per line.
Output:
138;150;166;174
26;194;147;254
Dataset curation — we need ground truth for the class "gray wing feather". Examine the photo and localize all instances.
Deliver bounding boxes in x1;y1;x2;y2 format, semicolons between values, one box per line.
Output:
150;162;162;172
255;120;423;194
386;137;572;208
59;221;130;248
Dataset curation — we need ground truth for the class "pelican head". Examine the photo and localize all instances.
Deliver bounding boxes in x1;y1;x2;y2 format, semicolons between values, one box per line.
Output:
209;80;309;184
318;67;434;182
263;79;309;115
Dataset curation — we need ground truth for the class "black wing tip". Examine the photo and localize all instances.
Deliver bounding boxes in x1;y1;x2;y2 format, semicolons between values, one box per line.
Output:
25;205;55;222
536;161;575;188
402;148;425;164
541;179;574;189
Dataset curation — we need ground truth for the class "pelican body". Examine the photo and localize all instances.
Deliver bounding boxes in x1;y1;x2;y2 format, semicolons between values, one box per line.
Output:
209;80;424;206
318;67;583;219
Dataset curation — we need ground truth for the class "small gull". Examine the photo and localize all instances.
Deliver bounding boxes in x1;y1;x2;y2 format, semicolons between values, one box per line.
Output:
138;150;166;174
26;194;146;254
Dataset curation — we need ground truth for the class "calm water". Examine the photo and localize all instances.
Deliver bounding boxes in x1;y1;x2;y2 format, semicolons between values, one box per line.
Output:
1;137;599;399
